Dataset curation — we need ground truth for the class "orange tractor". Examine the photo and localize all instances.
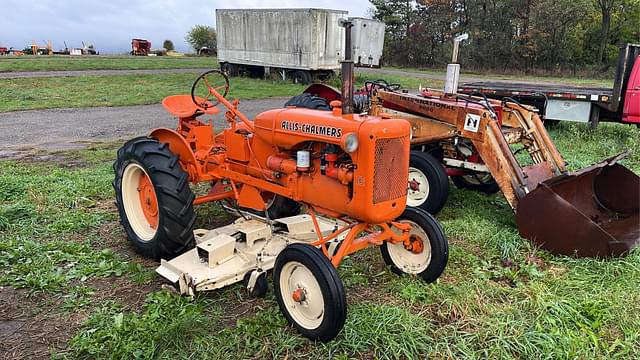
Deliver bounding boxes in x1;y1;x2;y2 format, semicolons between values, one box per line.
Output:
113;23;448;341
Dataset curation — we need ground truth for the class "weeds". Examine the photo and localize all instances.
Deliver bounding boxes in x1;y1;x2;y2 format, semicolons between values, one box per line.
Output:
0;108;638;358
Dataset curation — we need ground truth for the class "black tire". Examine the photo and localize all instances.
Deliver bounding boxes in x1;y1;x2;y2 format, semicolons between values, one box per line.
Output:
451;173;500;194
292;70;312;85
220;62;239;77
243;270;268;298
243;193;300;219
407;151;449;214
265;195;301;219
381;207;448;283
284;93;330;110
273;243;346;342
113;137;196;260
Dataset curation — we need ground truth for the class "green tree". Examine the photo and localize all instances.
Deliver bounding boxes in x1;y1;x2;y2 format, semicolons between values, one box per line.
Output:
185;25;217;52
162;39;175;51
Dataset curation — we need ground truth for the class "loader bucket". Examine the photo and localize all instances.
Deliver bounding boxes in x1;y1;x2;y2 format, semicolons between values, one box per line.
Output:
515;154;639;257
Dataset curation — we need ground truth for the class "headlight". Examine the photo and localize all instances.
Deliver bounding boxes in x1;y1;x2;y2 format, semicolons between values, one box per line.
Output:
342;133;359;153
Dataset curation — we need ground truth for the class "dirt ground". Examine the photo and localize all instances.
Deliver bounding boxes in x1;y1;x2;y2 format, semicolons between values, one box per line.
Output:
0;98;289;158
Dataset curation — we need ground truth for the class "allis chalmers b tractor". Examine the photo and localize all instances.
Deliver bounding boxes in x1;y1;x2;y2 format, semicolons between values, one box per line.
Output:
113;64;448;340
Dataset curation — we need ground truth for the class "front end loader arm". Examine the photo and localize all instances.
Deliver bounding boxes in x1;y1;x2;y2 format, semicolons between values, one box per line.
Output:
373;89;639;257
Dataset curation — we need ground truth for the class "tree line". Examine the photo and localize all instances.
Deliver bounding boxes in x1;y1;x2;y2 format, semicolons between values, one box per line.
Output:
370;0;640;73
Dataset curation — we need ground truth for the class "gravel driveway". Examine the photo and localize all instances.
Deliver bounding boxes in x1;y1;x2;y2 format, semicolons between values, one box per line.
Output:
0;97;289;158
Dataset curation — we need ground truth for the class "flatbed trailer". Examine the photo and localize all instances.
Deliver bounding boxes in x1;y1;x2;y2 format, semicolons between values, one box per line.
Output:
460;44;640;128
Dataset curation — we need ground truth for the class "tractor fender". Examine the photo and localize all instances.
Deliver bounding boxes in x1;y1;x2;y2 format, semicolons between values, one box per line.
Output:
149;128;200;180
303;84;342;103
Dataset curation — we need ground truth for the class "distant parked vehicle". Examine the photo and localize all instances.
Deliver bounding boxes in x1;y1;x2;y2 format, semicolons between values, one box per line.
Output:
459;43;640;128
216;8;346;84
0;47;7;55
350;17;385;67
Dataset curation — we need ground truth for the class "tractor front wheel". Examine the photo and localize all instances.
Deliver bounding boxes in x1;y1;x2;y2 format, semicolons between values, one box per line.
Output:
407;151;449;214
274;243;347;342
381;207;448;283
114;137;196;260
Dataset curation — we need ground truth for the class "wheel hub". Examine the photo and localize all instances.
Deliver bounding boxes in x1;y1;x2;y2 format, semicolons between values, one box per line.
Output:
292;287;307;303
138;174;158;229
409;179;420;191
407;167;430;206
404;234;424;254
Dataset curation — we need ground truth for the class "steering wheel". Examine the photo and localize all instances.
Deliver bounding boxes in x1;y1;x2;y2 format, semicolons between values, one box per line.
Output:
191;70;230;109
363;80;402;94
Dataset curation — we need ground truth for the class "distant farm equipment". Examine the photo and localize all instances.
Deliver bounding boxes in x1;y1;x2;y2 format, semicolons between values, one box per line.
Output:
131;38;151;56
1;40;97;56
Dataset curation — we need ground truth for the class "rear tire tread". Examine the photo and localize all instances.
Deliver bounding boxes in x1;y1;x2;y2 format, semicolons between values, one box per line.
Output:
114;137;196;260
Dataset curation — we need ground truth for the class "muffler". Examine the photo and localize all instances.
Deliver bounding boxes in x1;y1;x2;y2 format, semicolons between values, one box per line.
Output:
515;153;639;257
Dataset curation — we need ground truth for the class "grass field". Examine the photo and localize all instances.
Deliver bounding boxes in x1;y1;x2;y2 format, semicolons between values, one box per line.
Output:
0;56;217;72
0;55;617;113
0;122;638;359
0;73;305;112
385;66;615;88
0;72;443;113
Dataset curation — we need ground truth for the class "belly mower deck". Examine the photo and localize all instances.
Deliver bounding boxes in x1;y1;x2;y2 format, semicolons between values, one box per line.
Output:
156;213;348;296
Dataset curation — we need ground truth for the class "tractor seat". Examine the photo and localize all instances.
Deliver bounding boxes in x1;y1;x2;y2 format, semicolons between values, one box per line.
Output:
162;95;219;118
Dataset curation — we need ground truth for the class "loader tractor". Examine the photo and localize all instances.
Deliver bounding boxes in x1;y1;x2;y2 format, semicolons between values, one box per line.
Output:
113;50;449;340
298;79;639;257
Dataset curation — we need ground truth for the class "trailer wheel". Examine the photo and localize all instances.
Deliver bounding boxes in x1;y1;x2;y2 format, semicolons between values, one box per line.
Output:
451;173;500;194
114;137;196;260
381;207;448;283
284;93;331;110
292;70;312;85
220;62;239;77
274;243;347;342
407;151;449;214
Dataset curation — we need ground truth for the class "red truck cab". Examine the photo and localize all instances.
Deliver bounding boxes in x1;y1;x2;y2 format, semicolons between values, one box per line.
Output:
622;55;640;124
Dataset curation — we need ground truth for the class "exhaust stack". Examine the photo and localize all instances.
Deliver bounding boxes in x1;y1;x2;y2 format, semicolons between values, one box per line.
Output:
445;33;468;94
340;19;354;114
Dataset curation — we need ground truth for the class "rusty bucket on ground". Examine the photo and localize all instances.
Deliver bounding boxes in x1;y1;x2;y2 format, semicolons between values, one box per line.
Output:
515;153;639;257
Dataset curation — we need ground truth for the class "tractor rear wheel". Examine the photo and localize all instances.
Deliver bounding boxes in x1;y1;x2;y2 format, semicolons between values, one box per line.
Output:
284;93;330;110
113;137;196;260
274;243;347;342
381;207;448;283
407;151;449;214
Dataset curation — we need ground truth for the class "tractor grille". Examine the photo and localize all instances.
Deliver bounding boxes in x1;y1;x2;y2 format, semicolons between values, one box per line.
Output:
373;136;409;204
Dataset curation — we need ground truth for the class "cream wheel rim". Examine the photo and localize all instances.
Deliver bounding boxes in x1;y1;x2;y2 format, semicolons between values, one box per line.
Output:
280;261;324;329
407;167;430;207
389;220;432;274
122;163;157;241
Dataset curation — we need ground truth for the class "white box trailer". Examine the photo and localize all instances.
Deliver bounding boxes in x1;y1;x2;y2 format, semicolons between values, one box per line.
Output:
216;8;347;84
350;17;385;67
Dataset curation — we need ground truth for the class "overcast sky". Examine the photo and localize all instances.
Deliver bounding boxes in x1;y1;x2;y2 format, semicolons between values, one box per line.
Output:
0;0;373;54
